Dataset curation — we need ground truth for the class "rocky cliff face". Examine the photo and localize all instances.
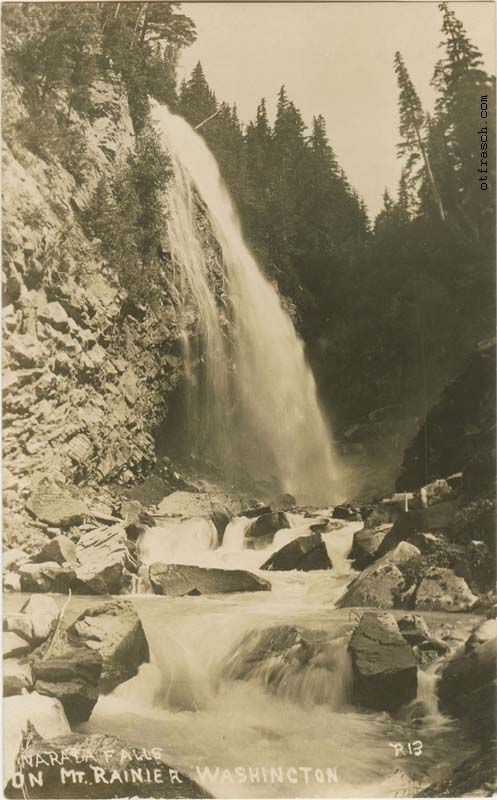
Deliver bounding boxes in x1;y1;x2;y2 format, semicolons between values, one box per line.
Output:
2;77;197;548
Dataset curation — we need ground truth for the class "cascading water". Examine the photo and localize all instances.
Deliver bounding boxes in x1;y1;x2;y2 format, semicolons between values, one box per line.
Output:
150;102;340;505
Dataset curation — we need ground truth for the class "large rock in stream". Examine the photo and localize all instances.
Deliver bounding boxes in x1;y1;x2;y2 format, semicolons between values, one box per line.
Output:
350;524;393;570
244;511;290;549
67;600;149;692
337;541;421;609
149;563;271;595
4;732;212;799
222;624;352;706
348;611;417;711
261;531;332;571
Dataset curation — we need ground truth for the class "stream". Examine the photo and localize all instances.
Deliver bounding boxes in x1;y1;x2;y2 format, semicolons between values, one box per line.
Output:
6;514;480;798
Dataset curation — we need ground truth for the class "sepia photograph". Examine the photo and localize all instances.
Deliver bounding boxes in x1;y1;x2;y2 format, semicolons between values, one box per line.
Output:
1;1;496;798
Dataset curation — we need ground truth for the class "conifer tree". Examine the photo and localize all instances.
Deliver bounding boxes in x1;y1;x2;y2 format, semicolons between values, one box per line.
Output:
394;50;446;221
178;61;217;128
432;3;495;227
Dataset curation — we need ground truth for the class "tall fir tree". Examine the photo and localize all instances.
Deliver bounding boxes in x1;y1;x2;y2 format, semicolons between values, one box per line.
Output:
394;50;447;222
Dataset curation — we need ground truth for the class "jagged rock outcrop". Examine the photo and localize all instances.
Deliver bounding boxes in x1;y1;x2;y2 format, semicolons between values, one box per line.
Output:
2;76;187;557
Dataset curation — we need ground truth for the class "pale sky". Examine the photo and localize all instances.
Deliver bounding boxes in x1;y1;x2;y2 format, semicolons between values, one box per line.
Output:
179;2;496;218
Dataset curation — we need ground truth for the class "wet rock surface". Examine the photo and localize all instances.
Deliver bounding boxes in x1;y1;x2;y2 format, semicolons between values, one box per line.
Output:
350;524;392;570
244;511;290;549
348;611;417;711
261;531;332;571
149;563;271;596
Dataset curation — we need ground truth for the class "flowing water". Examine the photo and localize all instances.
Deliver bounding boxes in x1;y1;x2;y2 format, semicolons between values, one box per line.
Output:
151;101;339;505
45;514;473;798
4;512;479;797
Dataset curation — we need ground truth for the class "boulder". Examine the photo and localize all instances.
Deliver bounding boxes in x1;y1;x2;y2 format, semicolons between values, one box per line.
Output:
413;637;450;667
348;611;417;711
4;732;211;799
333;504;362;521
239;504;271;518
3;547;29;571
156;491;212;518
363;504;398;530
244;511;289;548
68;600;149;692
397;614;431;645
337;542;421;609
420;478;451;506
75;524;134;594
222;624;348;706
4;572;21;592
19;562;75;593
408;531;440;554
3;693;71;785
210;501;232;545
32;534;77;565
20;595;60;642
417;742;496;798
149;563;271;596
26;478;88;528
438;635;497;739
465;618;497;653
350;524;392;570
38;300;70;331
261;532;332;571
3;632;32;658
415;567;478;611
3;659;33;696
375;501;458;558
32;644;102;725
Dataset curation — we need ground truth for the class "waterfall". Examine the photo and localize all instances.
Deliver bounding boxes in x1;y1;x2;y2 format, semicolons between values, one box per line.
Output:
150;102;340;505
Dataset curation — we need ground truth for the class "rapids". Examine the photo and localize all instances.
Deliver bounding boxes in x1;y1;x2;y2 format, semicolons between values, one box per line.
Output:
150;101;340;505
67;515;478;798
3;512;480;798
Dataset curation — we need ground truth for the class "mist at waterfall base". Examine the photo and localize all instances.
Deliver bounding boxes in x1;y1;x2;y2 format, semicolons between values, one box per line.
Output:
150;101;340;505
75;514;476;798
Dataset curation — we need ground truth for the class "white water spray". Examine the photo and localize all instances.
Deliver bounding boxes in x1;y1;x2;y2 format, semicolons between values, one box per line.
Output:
151;102;340;504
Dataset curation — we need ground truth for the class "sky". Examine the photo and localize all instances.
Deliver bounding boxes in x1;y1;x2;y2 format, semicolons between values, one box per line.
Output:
178;1;495;218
